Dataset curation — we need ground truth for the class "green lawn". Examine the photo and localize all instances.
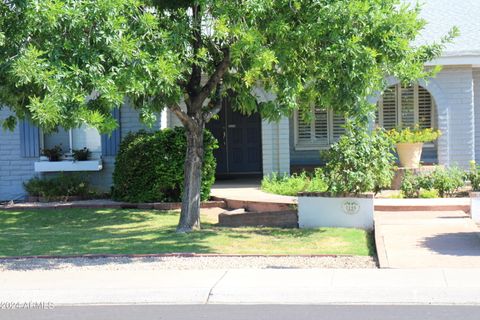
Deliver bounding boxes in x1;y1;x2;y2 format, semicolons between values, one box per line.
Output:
0;209;375;257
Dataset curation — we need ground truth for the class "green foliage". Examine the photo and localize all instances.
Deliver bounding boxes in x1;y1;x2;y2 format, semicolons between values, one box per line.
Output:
467;161;480;192
322;122;395;194
419;189;439;199
112;127;217;203
72;147;91;161
400;170;418;198
23;173;90;200
41;145;63;161
430;166;465;198
261;169;327;196
388;126;441;144
0;0;455;130
401;166;465;198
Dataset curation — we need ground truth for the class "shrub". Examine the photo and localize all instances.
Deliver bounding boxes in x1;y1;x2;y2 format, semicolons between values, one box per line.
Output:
419;189;439;198
261;169;327;196
112;127;218;203
322;122;395;194
387;126;441;144
400;170;419;198
401;166;465;198
23;173;90;200
430;166;465;197
467;160;480;191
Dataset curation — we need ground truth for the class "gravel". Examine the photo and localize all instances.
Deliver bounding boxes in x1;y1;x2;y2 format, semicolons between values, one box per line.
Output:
0;256;377;271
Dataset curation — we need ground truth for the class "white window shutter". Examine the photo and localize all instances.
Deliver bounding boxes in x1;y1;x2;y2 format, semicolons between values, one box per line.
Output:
297;113;312;143
418;86;432;129
381;86;397;130
400;85;415;127
314;108;328;145
331;112;345;142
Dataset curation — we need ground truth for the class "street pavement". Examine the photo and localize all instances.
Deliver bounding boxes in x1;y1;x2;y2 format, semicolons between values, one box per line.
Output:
2;305;480;320
2;268;480;305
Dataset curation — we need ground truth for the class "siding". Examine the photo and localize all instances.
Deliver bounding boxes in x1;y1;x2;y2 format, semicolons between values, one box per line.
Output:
0;109;37;201
474;68;480;162
262;117;290;176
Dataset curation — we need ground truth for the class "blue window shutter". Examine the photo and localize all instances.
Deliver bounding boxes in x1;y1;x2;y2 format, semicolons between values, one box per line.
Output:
19;120;40;158
101;108;121;156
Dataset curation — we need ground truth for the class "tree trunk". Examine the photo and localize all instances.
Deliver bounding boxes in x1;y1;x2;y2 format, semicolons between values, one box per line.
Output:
177;122;205;233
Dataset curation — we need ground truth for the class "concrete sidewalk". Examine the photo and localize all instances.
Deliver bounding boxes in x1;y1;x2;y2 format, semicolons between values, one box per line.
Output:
3;268;480;305
375;211;480;268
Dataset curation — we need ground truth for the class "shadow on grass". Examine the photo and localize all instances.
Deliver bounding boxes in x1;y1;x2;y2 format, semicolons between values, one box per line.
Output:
0;209;222;259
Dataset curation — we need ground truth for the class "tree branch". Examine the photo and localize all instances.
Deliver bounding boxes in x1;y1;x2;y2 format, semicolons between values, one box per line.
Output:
170;104;195;129
203;82;224;122
187;3;202;96
192;47;230;111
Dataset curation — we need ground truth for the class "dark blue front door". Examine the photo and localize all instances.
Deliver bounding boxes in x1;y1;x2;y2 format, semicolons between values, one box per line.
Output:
206;99;262;175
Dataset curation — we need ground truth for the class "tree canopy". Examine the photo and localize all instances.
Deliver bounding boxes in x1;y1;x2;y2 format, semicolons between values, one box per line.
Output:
0;0;456;231
0;0;455;130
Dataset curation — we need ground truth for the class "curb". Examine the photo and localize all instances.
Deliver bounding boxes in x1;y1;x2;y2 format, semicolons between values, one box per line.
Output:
0;253;353;260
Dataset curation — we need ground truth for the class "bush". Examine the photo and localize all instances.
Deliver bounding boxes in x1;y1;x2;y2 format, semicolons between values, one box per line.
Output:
23;173;90;200
430;166;465;197
467;160;480;191
112;127;218;203
322;122;395;194
419;189;439;198
261;169;327;196
400;166;465;198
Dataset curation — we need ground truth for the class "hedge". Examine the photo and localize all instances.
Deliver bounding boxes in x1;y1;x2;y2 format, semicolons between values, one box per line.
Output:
112;127;217;203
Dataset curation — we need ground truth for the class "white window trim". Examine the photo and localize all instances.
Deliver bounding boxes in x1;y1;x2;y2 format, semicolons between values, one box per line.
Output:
293;108;343;151
376;84;436;148
39;128;103;160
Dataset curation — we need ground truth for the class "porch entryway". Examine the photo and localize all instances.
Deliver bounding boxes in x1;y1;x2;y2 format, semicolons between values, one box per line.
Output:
207;100;262;176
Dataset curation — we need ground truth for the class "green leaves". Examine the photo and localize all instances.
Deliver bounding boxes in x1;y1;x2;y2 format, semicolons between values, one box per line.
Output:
0;0;452;133
323;121;396;194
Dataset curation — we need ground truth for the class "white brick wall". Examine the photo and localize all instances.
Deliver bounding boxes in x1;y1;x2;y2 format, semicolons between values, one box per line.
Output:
474;69;480;162
262;117;290;176
428;66;475;168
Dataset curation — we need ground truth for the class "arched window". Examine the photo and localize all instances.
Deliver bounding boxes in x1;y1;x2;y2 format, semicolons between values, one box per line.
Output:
376;84;435;129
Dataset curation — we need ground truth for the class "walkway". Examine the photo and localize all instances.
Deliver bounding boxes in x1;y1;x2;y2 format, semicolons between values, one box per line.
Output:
3;267;480;305
211;179;296;204
375;210;480;268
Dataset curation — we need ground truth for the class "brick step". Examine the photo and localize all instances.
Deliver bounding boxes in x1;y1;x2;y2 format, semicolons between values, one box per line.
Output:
218;209;298;228
374;204;470;213
211;196;294;213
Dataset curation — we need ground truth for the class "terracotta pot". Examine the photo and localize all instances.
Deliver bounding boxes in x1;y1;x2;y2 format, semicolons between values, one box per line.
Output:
396;142;423;168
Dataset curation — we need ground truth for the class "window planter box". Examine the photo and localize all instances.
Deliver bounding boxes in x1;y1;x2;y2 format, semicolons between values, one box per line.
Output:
297;192;374;230
470;192;480;223
34;159;103;172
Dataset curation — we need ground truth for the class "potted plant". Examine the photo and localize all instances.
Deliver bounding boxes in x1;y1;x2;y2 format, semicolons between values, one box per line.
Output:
387;126;441;168
298;123;395;230
72;147;91;161
41;145;63;162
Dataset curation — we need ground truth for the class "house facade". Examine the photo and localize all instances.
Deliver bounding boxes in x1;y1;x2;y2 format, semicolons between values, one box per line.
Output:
1;0;479;201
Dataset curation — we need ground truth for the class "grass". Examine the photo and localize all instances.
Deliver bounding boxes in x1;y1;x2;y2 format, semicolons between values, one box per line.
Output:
0;209;374;257
261;171;327;196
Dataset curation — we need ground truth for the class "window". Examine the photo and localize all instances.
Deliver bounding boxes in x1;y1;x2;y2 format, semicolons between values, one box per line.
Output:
294;108;345;150
42;125;102;159
376;84;435;130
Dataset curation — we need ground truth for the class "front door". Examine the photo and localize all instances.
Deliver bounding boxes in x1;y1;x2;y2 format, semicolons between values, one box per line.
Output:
206;99;262;175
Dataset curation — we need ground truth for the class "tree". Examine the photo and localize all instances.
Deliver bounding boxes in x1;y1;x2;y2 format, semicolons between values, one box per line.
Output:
0;0;455;232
